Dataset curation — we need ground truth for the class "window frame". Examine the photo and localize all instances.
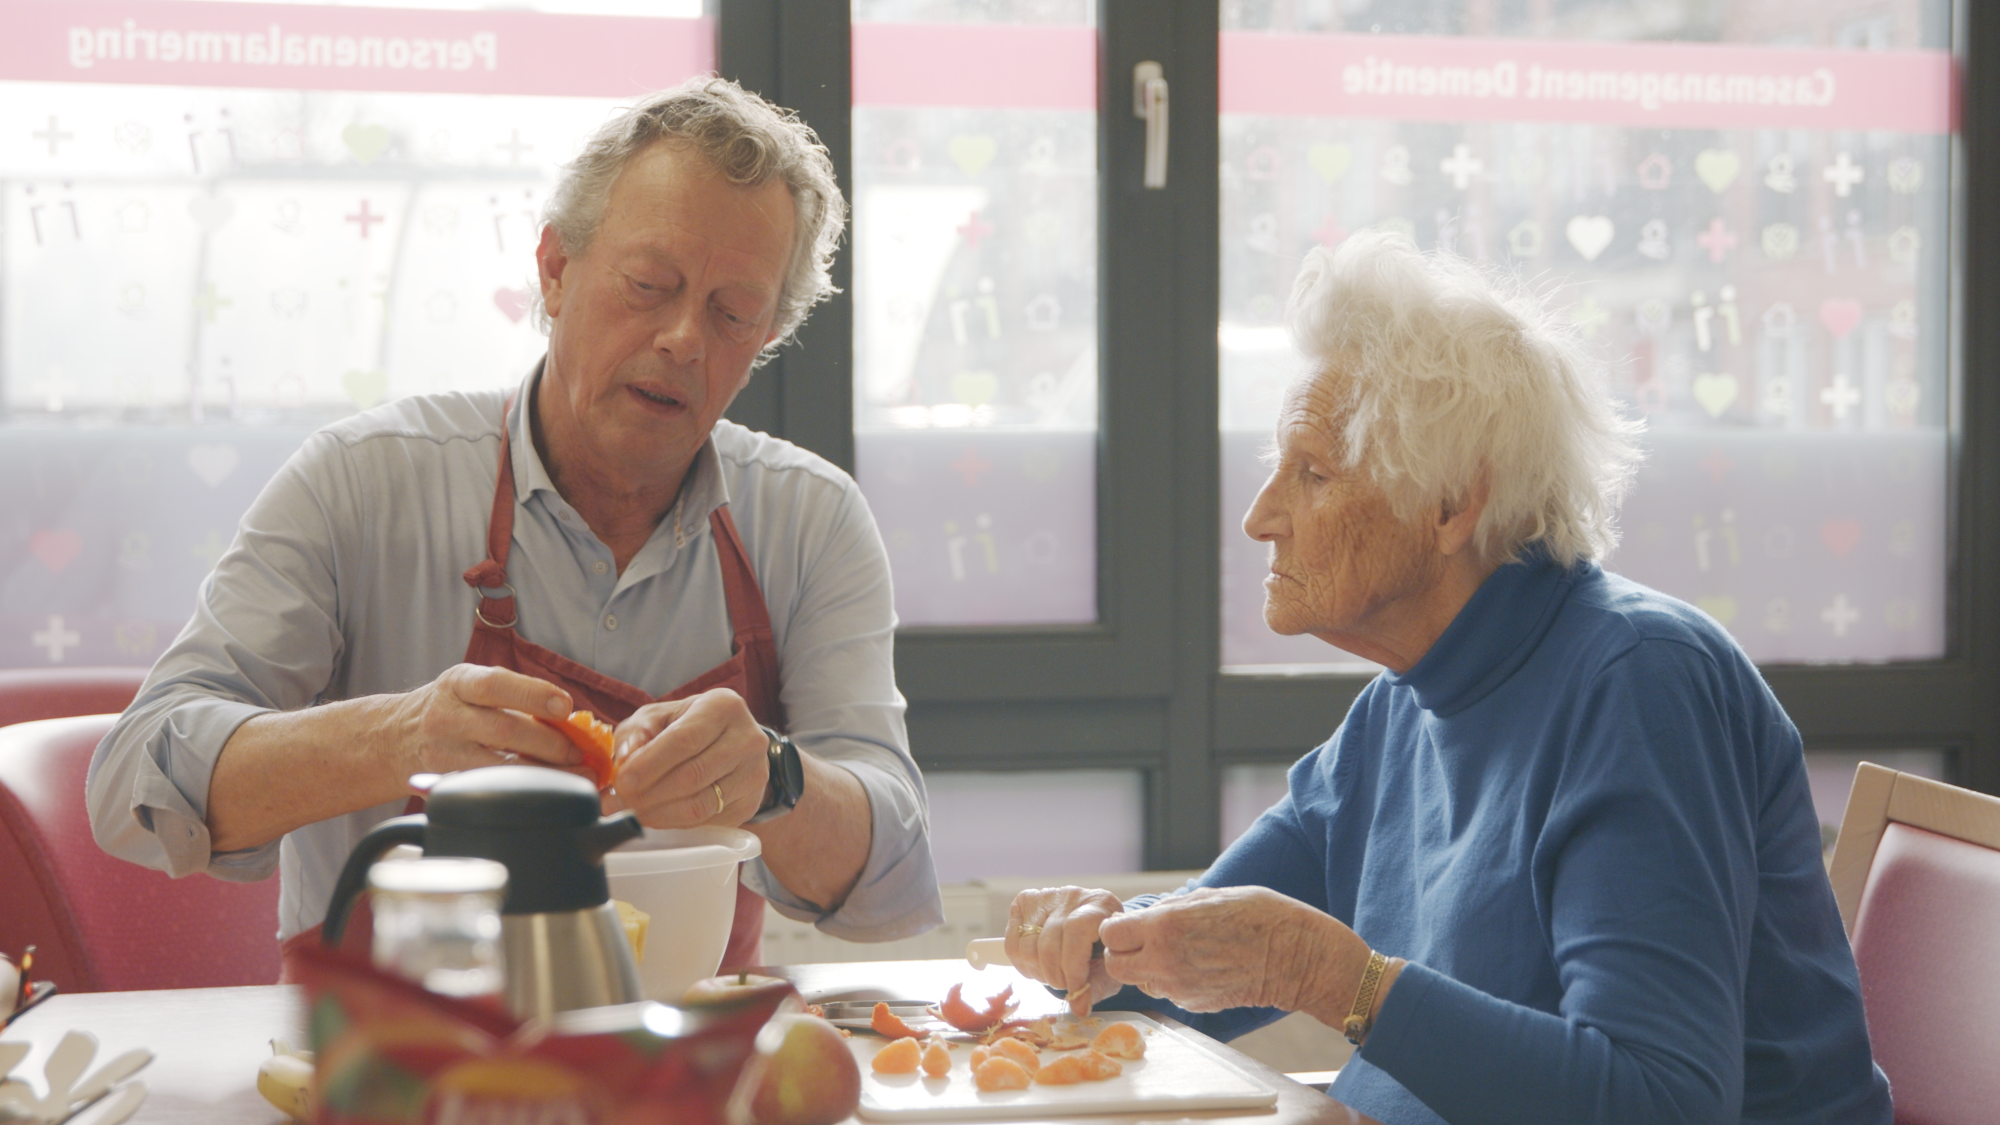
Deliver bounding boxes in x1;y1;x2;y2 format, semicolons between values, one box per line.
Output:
717;0;2000;870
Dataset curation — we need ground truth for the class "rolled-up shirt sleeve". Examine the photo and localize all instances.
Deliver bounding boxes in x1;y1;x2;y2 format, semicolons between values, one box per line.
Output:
87;435;349;882
739;474;942;941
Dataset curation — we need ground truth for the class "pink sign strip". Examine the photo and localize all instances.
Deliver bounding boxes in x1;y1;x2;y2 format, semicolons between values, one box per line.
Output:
0;0;713;98
1223;31;1957;133
853;22;1097;111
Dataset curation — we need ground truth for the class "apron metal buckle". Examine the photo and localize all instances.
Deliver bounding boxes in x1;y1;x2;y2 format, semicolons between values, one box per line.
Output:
474;583;518;629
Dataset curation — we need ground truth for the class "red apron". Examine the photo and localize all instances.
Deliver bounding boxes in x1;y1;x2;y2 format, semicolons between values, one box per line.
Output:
284;402;782;976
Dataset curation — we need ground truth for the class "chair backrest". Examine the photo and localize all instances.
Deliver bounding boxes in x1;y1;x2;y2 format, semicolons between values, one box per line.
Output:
0;667;149;729
1828;762;2000;1125
0;714;280;993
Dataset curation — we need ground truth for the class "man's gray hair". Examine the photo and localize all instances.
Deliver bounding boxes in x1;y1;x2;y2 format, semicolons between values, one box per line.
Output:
538;76;844;357
1285;230;1644;567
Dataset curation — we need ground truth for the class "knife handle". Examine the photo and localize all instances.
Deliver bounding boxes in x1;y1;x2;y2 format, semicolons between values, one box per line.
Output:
966;938;1009;969
966;937;1106;970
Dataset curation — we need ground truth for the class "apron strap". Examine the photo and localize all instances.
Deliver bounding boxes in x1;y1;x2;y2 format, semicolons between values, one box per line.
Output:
708;506;786;730
462;395;520;621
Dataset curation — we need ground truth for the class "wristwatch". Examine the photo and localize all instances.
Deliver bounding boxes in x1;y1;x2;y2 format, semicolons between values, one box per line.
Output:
751;725;804;822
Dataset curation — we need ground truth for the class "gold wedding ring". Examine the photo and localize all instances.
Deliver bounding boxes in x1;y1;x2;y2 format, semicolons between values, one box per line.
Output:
713;782;726;815
1017;923;1043;936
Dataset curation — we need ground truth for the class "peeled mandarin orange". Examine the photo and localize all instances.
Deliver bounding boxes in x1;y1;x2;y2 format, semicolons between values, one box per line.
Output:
990;1037;1040;1074
871;1037;921;1074
972;1056;1031;1091
537;709;617;789
1089;1022;1145;1059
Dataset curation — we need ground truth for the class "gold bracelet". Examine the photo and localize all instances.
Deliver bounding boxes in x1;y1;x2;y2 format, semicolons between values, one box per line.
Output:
1343;949;1388;1046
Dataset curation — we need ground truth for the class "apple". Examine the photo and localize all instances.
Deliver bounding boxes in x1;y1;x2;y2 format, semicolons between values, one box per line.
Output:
748;1013;861;1125
681;971;797;1010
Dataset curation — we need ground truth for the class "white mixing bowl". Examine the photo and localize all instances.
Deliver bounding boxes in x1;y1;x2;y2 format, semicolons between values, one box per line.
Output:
604;826;761;1002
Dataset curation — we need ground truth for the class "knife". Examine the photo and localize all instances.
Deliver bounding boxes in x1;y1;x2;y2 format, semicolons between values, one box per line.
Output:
965;938;1104;970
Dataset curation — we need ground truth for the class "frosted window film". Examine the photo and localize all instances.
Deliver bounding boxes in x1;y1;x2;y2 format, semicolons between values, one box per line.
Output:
1218;1;1952;670
0;0;710;668
851;4;1099;627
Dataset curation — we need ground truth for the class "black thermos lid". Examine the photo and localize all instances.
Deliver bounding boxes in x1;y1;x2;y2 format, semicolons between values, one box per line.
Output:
422;765;641;915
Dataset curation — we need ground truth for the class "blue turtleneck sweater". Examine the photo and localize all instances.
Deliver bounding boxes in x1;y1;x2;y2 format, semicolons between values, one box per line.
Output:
1123;552;1890;1125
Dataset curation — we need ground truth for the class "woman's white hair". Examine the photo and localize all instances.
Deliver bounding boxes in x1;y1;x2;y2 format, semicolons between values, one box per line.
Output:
1285;229;1643;568
537;76;844;360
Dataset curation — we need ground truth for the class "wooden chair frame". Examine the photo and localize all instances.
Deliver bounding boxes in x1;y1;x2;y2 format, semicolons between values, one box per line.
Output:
1828;761;2000;936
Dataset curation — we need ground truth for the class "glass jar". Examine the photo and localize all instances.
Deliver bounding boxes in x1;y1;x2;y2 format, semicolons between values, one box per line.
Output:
368;857;508;999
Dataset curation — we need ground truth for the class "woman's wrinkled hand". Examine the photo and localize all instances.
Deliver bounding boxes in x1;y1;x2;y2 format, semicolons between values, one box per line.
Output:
1003;886;1124;1015
1097;885;1369;1017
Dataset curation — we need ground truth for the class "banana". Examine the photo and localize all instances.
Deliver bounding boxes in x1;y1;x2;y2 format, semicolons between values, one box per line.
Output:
256;1040;315;1120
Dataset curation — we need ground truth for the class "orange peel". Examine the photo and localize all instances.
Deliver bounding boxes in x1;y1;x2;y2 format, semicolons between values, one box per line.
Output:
537;709;617;790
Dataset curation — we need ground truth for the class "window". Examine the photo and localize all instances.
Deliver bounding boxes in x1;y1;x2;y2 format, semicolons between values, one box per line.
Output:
8;0;1996;875
3;0;711;665
850;1;1100;626
1218;0;1954;670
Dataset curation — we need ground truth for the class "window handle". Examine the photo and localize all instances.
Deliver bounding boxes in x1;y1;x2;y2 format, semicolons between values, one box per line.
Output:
1133;61;1169;189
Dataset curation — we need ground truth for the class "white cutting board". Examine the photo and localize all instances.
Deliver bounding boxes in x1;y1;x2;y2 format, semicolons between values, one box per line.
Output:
852;1012;1276;1121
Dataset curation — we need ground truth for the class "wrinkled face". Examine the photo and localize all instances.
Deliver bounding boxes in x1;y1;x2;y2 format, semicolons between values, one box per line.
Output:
1242;373;1441;646
538;141;795;477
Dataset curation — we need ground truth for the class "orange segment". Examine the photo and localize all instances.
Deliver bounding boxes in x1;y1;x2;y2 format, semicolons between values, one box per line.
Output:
537;709;616;789
872;1037;921;1074
1089;1022;1145;1059
989;1037;1040;1075
972;1057;1031;1091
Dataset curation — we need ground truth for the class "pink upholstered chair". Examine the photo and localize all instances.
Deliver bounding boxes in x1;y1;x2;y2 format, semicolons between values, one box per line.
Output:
0;713;281;993
0;666;148;729
1829;763;2000;1125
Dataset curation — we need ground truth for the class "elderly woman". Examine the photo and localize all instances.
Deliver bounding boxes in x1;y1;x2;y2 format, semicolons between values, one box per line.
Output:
1004;233;1891;1125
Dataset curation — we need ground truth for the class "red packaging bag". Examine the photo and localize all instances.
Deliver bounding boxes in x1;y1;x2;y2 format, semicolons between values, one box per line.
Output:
289;943;793;1125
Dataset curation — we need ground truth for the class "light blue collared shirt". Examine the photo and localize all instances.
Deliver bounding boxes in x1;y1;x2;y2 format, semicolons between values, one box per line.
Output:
88;367;942;943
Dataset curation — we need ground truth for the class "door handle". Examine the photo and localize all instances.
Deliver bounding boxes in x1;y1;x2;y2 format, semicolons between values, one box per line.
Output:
1133;61;1169;189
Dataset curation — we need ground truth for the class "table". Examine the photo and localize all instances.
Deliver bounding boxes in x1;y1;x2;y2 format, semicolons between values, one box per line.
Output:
1;962;1379;1124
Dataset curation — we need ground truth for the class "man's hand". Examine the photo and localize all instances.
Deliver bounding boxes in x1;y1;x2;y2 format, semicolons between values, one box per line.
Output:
389;664;582;778
607;688;769;827
206;664;580;853
1098;886;1371;1018
1004;886;1124;1015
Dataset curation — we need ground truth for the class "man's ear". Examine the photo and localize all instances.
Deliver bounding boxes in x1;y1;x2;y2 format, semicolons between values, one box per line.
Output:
1435;468;1491;559
535;225;569;321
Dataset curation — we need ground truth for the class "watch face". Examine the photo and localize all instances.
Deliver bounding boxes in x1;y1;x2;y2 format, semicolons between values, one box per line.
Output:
778;738;805;803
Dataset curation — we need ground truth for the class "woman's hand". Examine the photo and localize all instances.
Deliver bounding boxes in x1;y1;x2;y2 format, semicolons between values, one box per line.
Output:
1098;885;1373;1020
1004;886;1124;1015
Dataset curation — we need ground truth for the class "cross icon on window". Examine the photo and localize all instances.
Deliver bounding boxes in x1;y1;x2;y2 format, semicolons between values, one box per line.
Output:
1695;218;1738;263
957;211;995;249
1568;296;1609;339
1820;594;1860;637
32;116;75;156
1699;448;1736;483
495;129;534;166
192;282;233;323
1439;144;1483;191
1820;374;1861;420
1823;152;1866;198
951;445;992;487
346;199;385;238
32;615;82;662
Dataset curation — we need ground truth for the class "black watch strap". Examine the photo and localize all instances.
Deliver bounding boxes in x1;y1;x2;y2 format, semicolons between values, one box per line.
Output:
751;725;804;822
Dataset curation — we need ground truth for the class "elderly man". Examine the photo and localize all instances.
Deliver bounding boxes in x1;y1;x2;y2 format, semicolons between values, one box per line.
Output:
89;79;941;965
1006;233;1890;1124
